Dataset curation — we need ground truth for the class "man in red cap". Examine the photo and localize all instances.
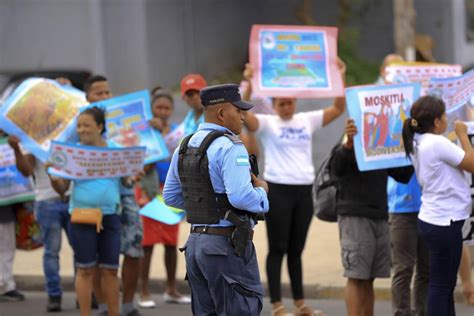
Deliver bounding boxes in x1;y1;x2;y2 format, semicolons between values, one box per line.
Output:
180;74;207;136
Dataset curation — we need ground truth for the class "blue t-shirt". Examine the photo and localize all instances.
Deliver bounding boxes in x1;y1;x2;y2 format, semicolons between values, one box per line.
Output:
387;174;422;213
183;110;204;136
70;178;121;215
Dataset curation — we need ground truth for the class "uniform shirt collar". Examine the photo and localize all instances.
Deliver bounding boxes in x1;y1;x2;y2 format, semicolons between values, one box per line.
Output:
198;122;235;135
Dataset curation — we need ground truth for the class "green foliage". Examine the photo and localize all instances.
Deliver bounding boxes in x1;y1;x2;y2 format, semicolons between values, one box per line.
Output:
338;28;379;86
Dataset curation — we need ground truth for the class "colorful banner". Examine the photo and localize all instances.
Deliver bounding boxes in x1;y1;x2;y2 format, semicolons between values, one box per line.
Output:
87;90;169;164
428;70;474;140
383;62;462;95
0;78;87;162
0;138;35;206
345;83;422;171
139;195;185;225
249;24;343;98
48;141;146;180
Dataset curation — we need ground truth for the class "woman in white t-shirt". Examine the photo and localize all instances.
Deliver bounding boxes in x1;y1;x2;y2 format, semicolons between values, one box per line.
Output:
245;59;346;316
402;95;474;316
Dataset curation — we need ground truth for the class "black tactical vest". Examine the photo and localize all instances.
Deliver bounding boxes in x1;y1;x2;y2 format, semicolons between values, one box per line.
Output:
178;130;246;224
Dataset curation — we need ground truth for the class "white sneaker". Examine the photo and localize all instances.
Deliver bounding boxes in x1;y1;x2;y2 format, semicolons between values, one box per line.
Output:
137;299;156;308
163;293;191;304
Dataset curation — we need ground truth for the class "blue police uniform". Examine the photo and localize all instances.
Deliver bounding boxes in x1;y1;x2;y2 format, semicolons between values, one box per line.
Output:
163;84;269;316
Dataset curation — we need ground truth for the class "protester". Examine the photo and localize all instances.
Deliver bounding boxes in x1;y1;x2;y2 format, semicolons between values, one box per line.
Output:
244;59;346;315
8;79;74;312
180;74;207;136
377;53;430;316
137;89;190;307
83;75;144;316
0;130;25;302
402;95;474;316
332;119;413;316
47;106;142;316
163;84;269;315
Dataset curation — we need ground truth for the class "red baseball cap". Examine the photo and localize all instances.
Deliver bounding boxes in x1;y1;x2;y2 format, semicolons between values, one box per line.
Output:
180;74;207;96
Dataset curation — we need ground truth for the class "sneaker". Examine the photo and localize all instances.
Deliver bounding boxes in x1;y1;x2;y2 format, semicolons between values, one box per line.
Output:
46;295;62;312
163;292;191;304
137;298;156;308
0;290;25;302
123;308;143;316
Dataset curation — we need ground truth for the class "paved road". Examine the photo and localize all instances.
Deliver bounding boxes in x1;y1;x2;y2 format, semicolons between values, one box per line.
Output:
1;291;474;316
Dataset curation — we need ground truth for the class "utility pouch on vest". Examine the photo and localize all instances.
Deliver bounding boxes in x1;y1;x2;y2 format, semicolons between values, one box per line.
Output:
71;208;103;233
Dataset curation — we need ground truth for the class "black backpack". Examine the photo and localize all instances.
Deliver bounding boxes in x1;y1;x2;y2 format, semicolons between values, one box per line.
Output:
313;145;340;222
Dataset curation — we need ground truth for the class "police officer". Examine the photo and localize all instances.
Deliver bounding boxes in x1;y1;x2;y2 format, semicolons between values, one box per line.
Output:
163;83;269;315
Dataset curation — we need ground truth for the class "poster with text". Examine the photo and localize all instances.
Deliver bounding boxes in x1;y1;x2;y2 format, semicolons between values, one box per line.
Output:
428;69;474;140
0;78;87;162
383;62;462;95
87;91;169;164
0;138;35;205
48;141;145;180
249;24;343;98
346;83;421;171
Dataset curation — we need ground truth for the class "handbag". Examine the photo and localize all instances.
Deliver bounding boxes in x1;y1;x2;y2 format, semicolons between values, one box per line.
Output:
70;208;103;232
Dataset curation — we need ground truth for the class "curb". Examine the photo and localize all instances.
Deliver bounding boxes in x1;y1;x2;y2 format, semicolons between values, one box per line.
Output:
14;275;466;302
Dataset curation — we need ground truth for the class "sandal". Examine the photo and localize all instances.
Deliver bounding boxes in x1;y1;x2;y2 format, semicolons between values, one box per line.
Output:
272;305;292;315
294;304;326;316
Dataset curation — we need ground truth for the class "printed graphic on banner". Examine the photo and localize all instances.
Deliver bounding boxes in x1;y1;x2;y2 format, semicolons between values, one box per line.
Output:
0;78;87;162
249;24;343;98
48;141;145;180
383;62;462;95
87;91;169;164
0;138;35;206
346;83;422;171
139;195;185;225
428;69;474;140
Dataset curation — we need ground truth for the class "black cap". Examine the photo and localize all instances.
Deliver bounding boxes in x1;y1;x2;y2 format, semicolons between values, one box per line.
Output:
200;83;254;110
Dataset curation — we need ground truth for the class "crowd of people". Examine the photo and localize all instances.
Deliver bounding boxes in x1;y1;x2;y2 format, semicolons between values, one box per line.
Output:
0;52;473;316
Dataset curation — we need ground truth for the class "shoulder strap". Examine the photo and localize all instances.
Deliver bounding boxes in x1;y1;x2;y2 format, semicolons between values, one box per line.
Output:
196;130;225;157
179;133;194;155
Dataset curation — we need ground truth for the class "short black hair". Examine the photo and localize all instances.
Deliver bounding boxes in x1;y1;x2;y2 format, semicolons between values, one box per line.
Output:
83;75;108;94
79;106;107;135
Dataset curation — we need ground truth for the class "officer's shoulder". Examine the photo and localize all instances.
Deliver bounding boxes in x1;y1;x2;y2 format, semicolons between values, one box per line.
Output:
223;134;243;145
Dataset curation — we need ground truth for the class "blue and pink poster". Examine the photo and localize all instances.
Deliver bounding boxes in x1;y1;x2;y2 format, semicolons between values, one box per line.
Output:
345;83;421;171
249;25;343;98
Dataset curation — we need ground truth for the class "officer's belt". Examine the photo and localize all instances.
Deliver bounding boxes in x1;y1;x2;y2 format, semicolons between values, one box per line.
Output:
190;226;254;241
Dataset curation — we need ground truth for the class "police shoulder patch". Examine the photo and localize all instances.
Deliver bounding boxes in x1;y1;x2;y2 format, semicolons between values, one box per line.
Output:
224;134;243;144
236;155;250;166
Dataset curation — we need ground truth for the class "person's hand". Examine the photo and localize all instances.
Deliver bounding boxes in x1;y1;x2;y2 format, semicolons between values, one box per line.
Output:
462;282;474;305
344;119;358;149
251;173;268;193
336;57;347;76
243;63;254;81
7;135;21;151
149;118;164;131
132;170;145;183
454;120;468;137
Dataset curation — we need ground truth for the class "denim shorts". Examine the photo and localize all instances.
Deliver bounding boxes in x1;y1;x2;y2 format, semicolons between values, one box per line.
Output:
70;214;121;269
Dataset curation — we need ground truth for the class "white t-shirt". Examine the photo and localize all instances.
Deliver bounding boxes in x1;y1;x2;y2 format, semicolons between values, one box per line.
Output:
255;110;324;185
411;133;471;226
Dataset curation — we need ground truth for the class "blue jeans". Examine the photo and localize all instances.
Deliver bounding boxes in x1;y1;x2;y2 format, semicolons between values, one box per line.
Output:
34;198;71;297
418;219;464;316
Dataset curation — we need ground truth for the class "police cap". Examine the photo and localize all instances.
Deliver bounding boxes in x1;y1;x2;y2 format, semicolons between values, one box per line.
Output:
200;84;254;110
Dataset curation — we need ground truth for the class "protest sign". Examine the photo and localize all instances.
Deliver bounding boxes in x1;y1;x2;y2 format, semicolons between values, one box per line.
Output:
346;83;421;171
0;78;87;162
139;195;185;225
383;62;462;95
0;138;35;206
48;141;145;180
249;24;343;98
428;69;474;140
88;90;169;164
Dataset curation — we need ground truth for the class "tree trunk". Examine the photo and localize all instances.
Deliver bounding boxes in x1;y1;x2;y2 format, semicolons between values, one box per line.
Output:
393;0;416;61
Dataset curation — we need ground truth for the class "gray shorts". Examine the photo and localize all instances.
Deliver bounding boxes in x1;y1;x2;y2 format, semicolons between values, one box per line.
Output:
338;215;391;280
120;195;144;258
